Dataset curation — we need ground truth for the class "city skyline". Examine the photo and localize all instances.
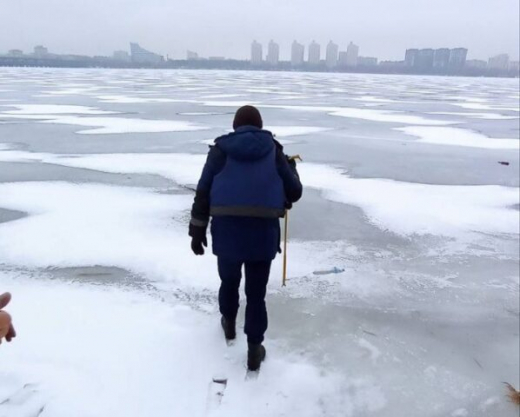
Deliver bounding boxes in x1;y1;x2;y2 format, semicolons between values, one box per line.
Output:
5;39;519;66
3;38;519;64
1;0;518;61
3;41;518;77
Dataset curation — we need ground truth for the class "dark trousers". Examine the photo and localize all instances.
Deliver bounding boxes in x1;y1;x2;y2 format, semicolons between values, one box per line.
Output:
217;257;271;344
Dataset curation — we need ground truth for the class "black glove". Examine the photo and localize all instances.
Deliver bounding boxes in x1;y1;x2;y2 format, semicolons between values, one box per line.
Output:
189;223;207;256
191;236;207;256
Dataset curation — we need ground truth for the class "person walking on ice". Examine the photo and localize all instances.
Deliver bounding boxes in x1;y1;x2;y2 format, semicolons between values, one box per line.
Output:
189;105;303;371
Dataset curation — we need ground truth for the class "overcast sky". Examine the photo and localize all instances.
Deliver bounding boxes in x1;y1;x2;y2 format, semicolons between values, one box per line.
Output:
2;0;519;61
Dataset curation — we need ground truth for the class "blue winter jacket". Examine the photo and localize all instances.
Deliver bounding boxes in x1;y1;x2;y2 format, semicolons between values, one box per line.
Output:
190;126;303;261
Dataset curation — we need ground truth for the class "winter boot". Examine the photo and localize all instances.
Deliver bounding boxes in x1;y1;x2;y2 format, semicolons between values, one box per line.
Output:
221;316;236;341
247;343;266;371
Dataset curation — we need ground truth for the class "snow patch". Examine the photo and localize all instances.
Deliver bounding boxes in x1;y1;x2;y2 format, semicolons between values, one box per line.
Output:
454;102;519;112
2;104;117;115
178;112;226;116
1;113;207;134
0;274;383;417
259;104;454;126
97;95;184;104
0;149;518;238
0;182;216;287
352;96;397;104
301;163;519;237
266;126;329;137
202;100;259;108
428;111;518;120
397;126;519;150
41;116;207;135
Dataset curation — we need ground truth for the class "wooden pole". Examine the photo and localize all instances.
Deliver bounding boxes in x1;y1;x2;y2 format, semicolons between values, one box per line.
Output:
282;155;301;287
282;211;288;287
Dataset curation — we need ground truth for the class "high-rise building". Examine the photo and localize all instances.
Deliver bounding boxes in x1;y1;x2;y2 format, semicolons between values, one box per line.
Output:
308;41;321;64
405;49;419;66
466;59;487;69
187;50;199;60
380;60;406;68
266;40;279;66
186;50;199;60
433;48;451;69
326;41;339;68
113;50;130;62
449;48;468;69
358;56;378;67
291;41;305;67
33;45;48;58
415;49;435;69
488;54;509;70
509;61;520;73
338;51;348;67
251;40;263;65
130;43;164;64
345;42;359;67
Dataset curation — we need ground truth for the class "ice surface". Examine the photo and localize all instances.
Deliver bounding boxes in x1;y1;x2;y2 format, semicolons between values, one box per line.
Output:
97;95;184;103
41;115;207;134
0;68;518;417
352;96;398;104
2;104;117;115
260;104;455;125
454;102;519;112
265;126;330;137
178;112;227;116
1;148;517;239
397;126;520;150
0;110;208;134
203;100;258;107
200;94;244;99
428;111;518;120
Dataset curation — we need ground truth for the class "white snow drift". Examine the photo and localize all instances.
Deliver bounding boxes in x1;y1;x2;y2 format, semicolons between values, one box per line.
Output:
0;147;517;238
0;104;207;134
258;104;455;126
397;126;520;150
1;273;378;417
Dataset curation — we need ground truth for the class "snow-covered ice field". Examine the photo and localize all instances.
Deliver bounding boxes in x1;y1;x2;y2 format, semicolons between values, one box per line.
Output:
0;68;518;417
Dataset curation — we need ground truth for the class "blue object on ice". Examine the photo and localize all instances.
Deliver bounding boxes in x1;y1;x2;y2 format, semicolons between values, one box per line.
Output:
313;267;345;276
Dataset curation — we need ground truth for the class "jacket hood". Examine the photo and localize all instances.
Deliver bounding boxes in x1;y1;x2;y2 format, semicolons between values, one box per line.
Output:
215;126;275;161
